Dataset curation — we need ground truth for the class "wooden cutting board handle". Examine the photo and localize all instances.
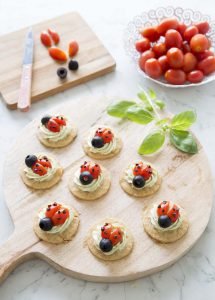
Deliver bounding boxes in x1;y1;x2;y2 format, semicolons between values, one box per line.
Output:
0;230;36;283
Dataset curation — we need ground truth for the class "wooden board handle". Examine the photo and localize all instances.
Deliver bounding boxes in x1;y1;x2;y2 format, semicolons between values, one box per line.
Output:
0;231;35;283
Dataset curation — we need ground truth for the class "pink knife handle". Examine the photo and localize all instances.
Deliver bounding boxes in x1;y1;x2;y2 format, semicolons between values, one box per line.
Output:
18;64;32;112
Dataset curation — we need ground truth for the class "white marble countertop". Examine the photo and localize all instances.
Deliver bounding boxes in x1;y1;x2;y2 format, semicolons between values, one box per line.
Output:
0;0;215;299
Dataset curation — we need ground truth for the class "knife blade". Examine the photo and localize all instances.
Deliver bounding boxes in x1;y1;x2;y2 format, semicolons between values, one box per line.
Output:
17;27;34;112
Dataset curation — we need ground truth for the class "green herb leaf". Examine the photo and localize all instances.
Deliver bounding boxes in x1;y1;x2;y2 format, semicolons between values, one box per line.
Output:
126;105;154;124
107;101;136;118
155;99;165;110
137;91;153;111
170;129;198;154
156;118;169;126
148;88;156;99
138;130;165;155
170;111;196;131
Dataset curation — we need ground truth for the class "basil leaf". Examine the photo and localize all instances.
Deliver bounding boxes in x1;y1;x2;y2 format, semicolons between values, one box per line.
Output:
155;99;165;110
171;111;196;131
156;118;169;126
126;105;154;124
170;129;198;154
107;101;136;118
138;130;165;155
148;88;156;99
137;91;153;111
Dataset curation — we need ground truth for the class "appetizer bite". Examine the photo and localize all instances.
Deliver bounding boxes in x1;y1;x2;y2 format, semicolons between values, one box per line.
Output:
20;153;63;189
34;202;79;244
82;125;122;159
87;218;133;260
120;161;161;197
69;161;111;200
37;114;77;148
143;200;189;243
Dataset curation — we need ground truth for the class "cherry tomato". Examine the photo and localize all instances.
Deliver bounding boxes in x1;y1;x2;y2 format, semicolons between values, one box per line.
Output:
102;129;114;143
32;163;47;176
195;21;210;34
138;50;155;71
167;48;184;69
165;29;182;49
158;55;169;73
48;28;60;45
182;41;191;53
183;25;199;42
178;22;187;36
52;208;70;226
157;17;179;35
196;50;214;61
167;204;180;223
135;38;151;53
45;202;62;218
165;69;186;85
38;158;52;169
187;70;204;83
140;26;160;42
109;228;123;245
190;34;209;53
80;161;90;173
183;52;197;73
145;58;162;79
101;223;113;239
88;163;101;179
152;42;167;57
157;201;170;217
197;56;215;75
52;116;66;126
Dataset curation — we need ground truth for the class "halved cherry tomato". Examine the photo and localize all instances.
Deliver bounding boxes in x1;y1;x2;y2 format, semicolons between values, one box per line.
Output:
40;31;52;47
141;165;152;180
32;163;47;176
52;116;66;126
195;21;210;34
152;42;167;58
88;163;101;179
187;70;204;83
101;223;113;239
133;161;144;176
190;34;209;53
109;228;123;245
135;38;151;53
167;48;184;69
157;17;179;35
68;41;79;57
165;29;182;49
48;47;67;62
157;201;170;217
165;69;186;85
183;25;199;42
158;55;169;73
102;129;114;143
46;119;60;132
80;161;90;173
183;52;197;73
178;22;187;36
48;28;60;44
145;58;162;79
38;157;52;168
197;56;215;75
140;26;160;42
52;208;70;226
196;50;214;61
45;202;62;218
139;50;155;71
167;204;180;223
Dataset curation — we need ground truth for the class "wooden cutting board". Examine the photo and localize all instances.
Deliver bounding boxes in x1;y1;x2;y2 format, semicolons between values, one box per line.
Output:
0;96;213;283
0;12;116;109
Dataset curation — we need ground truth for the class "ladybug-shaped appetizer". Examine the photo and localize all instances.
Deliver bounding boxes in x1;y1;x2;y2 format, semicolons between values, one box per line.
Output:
120;160;162;197
82;125;122;159
37;114;77;148
87;219;133;261
69;161;111;200
21;153;63;190
34;202;79;244
143;200;189;243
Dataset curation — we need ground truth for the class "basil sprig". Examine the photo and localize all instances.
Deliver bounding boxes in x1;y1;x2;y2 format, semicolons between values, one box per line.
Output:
107;88;198;155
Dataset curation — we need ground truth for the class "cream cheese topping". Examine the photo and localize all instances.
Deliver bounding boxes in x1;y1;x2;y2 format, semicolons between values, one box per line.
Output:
150;202;183;232
124;162;158;189
87;125;117;154
38;205;74;234
92;223;127;255
24;153;59;182
39;116;73;142
73;169;104;192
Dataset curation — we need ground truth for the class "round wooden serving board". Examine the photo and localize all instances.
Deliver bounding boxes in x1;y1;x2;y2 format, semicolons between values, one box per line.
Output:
0;97;213;283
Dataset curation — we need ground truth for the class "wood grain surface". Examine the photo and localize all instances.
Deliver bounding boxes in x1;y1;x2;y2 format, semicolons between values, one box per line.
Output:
0;12;116;109
0;96;213;283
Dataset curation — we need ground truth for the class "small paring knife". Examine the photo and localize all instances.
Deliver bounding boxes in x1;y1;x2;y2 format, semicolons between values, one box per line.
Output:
17;27;34;112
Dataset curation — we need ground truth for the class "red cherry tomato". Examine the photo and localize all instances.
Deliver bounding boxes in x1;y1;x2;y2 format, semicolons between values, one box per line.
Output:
187;70;204;83
167;48;184;69
178;22;187;36
182;41;191;53
45;202;62;218
190;34;209;53
157;201;170;217
46;119;60;132
183;53;197;73
157;17;179;35
32;163;47;176
167;204;180;223
145;58;162;79
165;69;186;85
141;165;152;180
140;26;160;42
109;228;123;245
88;163;101;179
195;21;210;34
196;50;214;61
52;208;70;226
138;50;155;71
165;29;182;49
48;28;60;45
152;42;167;57
52;116;66;126
38;158;52;168
133;161;144;176
183;25;199;42
40;31;52;47
101;223;113;239
102;129;114;143
135;38;151;53
197;56;215;75
158;55;169;73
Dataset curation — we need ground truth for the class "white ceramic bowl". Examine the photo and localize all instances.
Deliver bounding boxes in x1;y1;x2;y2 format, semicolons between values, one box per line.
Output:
124;6;215;88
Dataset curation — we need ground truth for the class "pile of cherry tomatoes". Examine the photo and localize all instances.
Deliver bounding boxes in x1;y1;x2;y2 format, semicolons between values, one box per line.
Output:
135;17;215;85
